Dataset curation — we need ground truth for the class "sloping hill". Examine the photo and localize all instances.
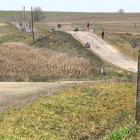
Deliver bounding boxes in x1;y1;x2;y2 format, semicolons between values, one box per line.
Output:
68;31;137;72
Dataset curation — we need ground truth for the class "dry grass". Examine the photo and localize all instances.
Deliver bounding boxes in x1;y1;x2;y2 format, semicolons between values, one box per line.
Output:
0;42;90;81
37;12;140;23
96;32;140;61
90;22;140;61
92;22;140;33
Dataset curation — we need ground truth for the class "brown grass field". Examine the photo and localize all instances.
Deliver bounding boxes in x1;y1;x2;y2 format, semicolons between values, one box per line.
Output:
0;42;90;81
1;11;140;22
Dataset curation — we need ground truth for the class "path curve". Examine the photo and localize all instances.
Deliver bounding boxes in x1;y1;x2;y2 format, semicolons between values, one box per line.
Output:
67;31;137;72
0;81;94;113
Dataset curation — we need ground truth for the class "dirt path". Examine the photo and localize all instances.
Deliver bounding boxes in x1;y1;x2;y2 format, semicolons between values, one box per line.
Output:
0;81;94;113
67;31;137;72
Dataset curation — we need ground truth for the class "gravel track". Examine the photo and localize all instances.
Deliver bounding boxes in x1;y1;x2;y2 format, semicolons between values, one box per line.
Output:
0;81;94;113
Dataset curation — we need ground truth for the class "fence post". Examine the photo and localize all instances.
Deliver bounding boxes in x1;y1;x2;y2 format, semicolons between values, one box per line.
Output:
136;50;140;124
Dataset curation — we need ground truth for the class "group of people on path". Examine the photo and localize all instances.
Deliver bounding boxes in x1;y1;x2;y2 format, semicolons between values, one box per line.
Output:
85;30;105;49
19;22;32;29
74;22;105;49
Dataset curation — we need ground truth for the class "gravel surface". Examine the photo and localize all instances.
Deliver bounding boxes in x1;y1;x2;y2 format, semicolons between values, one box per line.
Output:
0;81;94;113
67;31;137;72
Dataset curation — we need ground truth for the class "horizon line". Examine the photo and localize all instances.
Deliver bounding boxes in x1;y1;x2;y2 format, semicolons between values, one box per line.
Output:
0;10;140;13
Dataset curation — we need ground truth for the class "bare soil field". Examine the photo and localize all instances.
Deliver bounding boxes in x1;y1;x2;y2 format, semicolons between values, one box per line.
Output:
1;11;140;23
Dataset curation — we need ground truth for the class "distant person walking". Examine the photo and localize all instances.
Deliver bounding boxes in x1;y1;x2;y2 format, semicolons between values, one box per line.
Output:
86;22;90;31
19;22;22;27
74;27;78;31
101;30;105;39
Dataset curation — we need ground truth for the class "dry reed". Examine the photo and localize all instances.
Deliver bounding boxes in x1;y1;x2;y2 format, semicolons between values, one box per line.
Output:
0;42;90;81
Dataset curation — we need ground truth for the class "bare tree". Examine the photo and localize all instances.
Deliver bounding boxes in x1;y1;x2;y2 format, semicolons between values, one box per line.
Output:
118;9;125;13
33;7;45;21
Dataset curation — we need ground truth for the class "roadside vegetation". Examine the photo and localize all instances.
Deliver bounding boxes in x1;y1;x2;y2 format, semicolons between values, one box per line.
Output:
0;24;133;81
0;81;139;139
0;22;16;34
0;11;139;140
92;22;140;61
0;42;90;81
104;32;140;61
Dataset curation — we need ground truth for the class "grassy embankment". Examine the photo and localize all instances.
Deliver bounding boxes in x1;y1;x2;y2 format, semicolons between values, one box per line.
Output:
0;22;17;34
0;24;132;81
0;30;102;81
104;32;140;61
0;81;139;139
34;20;140;63
0;42;90;81
92;22;140;61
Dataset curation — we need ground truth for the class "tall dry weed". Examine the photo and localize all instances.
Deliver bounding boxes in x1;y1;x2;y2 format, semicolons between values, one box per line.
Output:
0;42;90;81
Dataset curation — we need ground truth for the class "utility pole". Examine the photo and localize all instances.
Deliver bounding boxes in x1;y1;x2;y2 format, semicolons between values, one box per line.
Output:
23;6;25;30
31;7;35;43
136;49;140;124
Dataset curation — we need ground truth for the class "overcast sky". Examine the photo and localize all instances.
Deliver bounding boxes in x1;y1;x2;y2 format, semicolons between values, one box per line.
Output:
0;0;140;12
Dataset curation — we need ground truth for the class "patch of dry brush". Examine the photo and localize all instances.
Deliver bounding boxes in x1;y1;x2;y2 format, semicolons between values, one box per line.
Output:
0;42;90;81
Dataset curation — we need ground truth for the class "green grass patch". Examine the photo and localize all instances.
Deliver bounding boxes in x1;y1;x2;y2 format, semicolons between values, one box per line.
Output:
103;128;129;140
0;81;137;139
0;32;33;44
0;22;16;33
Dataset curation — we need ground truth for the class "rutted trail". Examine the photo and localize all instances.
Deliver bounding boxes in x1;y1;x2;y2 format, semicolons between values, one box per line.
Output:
67;31;137;72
